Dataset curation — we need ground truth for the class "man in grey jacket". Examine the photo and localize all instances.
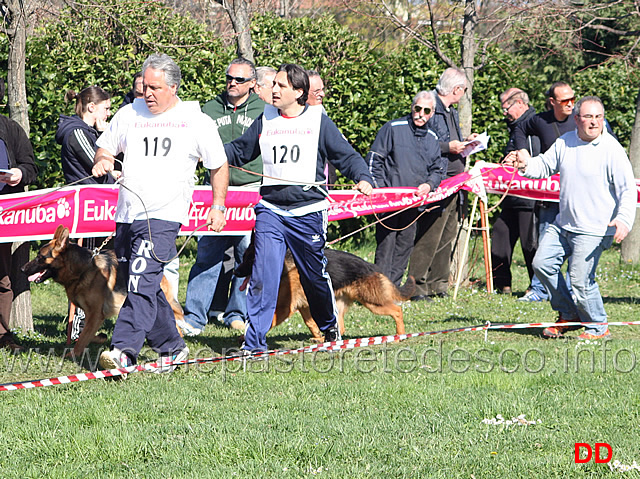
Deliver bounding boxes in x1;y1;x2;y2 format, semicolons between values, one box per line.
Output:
505;96;635;340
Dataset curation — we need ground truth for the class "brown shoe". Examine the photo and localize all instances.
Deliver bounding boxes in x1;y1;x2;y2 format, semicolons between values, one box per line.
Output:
0;335;24;353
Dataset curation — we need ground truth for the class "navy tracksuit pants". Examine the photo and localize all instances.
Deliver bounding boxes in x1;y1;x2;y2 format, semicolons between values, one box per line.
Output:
244;204;338;352
111;219;186;362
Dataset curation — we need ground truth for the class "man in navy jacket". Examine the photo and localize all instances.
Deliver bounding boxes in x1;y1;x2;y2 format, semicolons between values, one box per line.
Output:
368;91;445;285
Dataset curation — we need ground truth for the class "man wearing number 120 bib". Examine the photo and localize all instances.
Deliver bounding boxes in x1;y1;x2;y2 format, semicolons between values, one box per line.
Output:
225;63;374;353
92;53;229;374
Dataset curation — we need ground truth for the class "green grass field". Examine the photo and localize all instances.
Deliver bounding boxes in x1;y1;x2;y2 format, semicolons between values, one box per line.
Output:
1;239;640;478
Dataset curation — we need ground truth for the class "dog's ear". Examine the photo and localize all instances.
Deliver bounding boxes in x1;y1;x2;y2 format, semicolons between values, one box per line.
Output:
52;225;70;251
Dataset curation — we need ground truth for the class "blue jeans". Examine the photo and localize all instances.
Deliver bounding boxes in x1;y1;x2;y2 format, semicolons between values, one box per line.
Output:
532;223;612;335
183;234;250;330
528;204;557;299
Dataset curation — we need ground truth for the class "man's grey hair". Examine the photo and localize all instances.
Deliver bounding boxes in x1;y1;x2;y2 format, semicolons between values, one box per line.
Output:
575;96;605;116
142;53;181;91
412;90;436;107
435;67;467;96
227;58;256;79
256;66;276;87
500;88;529;105
306;70;322;79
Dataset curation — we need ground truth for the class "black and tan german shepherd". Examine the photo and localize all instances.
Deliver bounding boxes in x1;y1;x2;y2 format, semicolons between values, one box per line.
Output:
21;225;183;356
235;240;413;342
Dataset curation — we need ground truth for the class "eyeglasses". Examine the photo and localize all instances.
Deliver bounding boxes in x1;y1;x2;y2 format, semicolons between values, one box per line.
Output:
579;114;604;120
413;105;432;115
555;96;576;106
226;74;253;84
502;102;517;114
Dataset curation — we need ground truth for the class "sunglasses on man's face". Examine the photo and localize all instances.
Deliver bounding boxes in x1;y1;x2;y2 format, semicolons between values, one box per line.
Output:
226;74;253;84
413;105;432;115
555;96;576;106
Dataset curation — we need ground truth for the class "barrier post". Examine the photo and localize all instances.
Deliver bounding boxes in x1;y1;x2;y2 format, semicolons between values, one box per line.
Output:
478;198;493;294
453;195;479;300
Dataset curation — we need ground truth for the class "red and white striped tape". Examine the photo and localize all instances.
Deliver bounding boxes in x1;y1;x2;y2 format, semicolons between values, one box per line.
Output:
1;320;636;392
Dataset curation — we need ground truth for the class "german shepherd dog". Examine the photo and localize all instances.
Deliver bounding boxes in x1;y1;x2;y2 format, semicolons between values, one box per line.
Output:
235;239;413;342
21;225;183;357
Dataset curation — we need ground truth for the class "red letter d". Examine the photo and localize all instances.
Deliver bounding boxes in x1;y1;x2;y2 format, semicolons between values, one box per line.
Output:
595;443;613;463
575;443;592;463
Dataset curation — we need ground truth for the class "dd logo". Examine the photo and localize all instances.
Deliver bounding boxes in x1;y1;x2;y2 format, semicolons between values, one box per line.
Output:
574;443;613;464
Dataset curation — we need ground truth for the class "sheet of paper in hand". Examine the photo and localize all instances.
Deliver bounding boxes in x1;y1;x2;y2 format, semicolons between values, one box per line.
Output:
461;132;490;158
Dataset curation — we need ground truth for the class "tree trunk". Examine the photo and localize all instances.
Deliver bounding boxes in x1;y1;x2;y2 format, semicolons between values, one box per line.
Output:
6;0;30;135
451;0;478;290
10;243;33;331
5;0;34;331
222;0;254;62
458;0;477;141
280;0;291;19
621;86;640;264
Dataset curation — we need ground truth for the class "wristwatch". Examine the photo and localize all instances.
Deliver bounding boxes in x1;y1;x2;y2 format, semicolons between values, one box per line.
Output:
211;204;226;213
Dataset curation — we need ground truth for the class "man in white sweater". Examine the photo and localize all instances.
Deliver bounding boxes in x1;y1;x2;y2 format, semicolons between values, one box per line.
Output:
505;96;636;340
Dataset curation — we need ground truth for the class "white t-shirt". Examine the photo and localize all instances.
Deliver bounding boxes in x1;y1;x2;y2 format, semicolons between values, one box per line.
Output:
97;99;226;225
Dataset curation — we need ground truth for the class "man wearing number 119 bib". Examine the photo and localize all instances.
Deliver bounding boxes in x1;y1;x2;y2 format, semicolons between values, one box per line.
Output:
92;53;229;374
225;64;374;353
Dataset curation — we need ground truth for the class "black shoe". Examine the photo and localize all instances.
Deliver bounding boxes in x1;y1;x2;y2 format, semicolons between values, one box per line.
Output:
410;294;434;302
430;292;448;299
324;325;341;342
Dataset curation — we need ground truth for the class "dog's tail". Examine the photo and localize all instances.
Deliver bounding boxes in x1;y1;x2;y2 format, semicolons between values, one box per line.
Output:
397;275;416;301
234;231;255;278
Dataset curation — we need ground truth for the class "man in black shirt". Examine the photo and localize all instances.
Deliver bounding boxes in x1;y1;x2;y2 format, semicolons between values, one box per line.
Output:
513;82;576;302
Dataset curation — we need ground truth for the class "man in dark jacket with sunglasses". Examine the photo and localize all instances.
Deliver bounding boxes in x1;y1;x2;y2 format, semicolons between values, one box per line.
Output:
513;82;577;302
368;91;445;286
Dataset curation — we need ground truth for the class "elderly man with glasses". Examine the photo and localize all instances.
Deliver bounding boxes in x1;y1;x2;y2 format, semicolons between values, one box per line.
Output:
505;96;635;340
408;67;477;301
491;88;541;296
368;91;446;286
179;58;267;337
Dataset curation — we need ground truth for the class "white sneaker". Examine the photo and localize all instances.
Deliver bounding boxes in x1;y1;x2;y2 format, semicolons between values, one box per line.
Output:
176;319;203;337
518;290;544;302
154;346;190;374
99;348;131;380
